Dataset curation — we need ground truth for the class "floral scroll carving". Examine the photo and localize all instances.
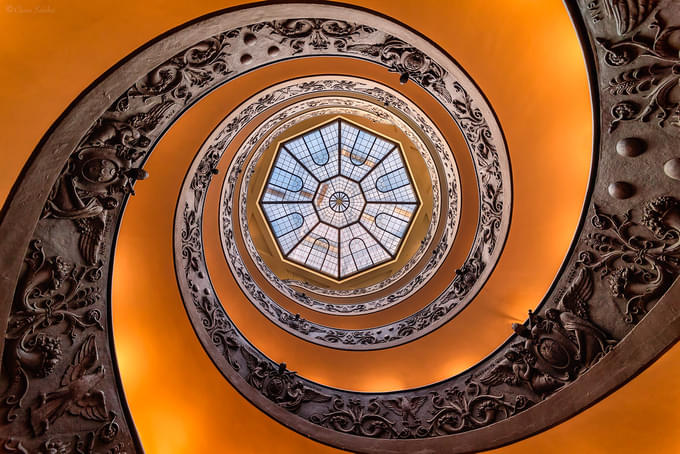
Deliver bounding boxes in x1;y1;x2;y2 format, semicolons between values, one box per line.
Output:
261;19;375;54
2;2;679;453
479;196;680;405
0;14;241;454
347;37;452;102
112;33;237;110
241;348;331;412
310;398;399;438
582;196;680;322
179;175;680;444
0;240;120;452
596;6;680;131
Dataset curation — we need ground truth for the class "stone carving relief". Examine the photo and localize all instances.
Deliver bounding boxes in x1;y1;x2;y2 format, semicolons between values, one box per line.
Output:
112;32;237;110
211;198;674;441
42;145;150;266
0;240;124;452
0;2;678;453
0;19;242;454
258;19;375;54
595;4;680;131
187;68;507;348
30;334;109;435
347;37;451;101
585;196;680;322
3;241;102;418
227;88;452;315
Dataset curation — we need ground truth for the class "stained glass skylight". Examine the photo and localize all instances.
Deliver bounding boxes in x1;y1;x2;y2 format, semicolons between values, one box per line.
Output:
259;119;420;280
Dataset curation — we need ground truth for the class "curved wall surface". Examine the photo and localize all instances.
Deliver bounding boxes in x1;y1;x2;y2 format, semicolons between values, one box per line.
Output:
0;1;678;453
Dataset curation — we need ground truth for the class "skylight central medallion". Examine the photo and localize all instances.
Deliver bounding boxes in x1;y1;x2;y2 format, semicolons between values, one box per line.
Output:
259;118;420;281
314;176;364;227
329;192;349;212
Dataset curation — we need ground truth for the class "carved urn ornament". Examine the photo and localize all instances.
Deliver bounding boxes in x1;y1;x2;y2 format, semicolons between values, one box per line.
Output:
1;2;679;453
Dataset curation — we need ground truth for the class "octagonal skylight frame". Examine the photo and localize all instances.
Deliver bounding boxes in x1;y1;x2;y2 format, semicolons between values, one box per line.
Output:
258;117;421;281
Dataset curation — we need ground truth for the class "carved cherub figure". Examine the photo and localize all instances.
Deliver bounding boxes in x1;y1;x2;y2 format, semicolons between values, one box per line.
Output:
42;171;106;221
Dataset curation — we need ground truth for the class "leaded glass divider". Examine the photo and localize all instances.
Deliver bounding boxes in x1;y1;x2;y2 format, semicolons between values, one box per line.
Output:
259;118;420;280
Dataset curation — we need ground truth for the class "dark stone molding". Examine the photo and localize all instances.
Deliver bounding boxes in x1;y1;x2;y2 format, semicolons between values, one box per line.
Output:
0;1;679;453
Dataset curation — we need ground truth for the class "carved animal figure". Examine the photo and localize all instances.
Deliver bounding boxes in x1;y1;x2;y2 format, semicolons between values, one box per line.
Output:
546;308;615;368
558;267;593;319
382;396;428;424
86;101;174;148
75;212;106;265
479;348;563;398
30;335;108;435
604;0;658;35
43;172;105;220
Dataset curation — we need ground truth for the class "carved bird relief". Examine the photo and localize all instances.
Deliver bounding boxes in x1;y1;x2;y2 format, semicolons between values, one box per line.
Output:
604;0;658;35
479;354;521;388
382;396;428;424
75;211;106;266
479;347;563;398
42;172;105;221
240;347;330;410
30;335;108;435
558;267;594;319
549;309;615;368
86;101;174;149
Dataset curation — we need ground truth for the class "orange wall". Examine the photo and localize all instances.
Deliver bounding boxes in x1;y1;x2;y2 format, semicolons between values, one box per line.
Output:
1;1;678;453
